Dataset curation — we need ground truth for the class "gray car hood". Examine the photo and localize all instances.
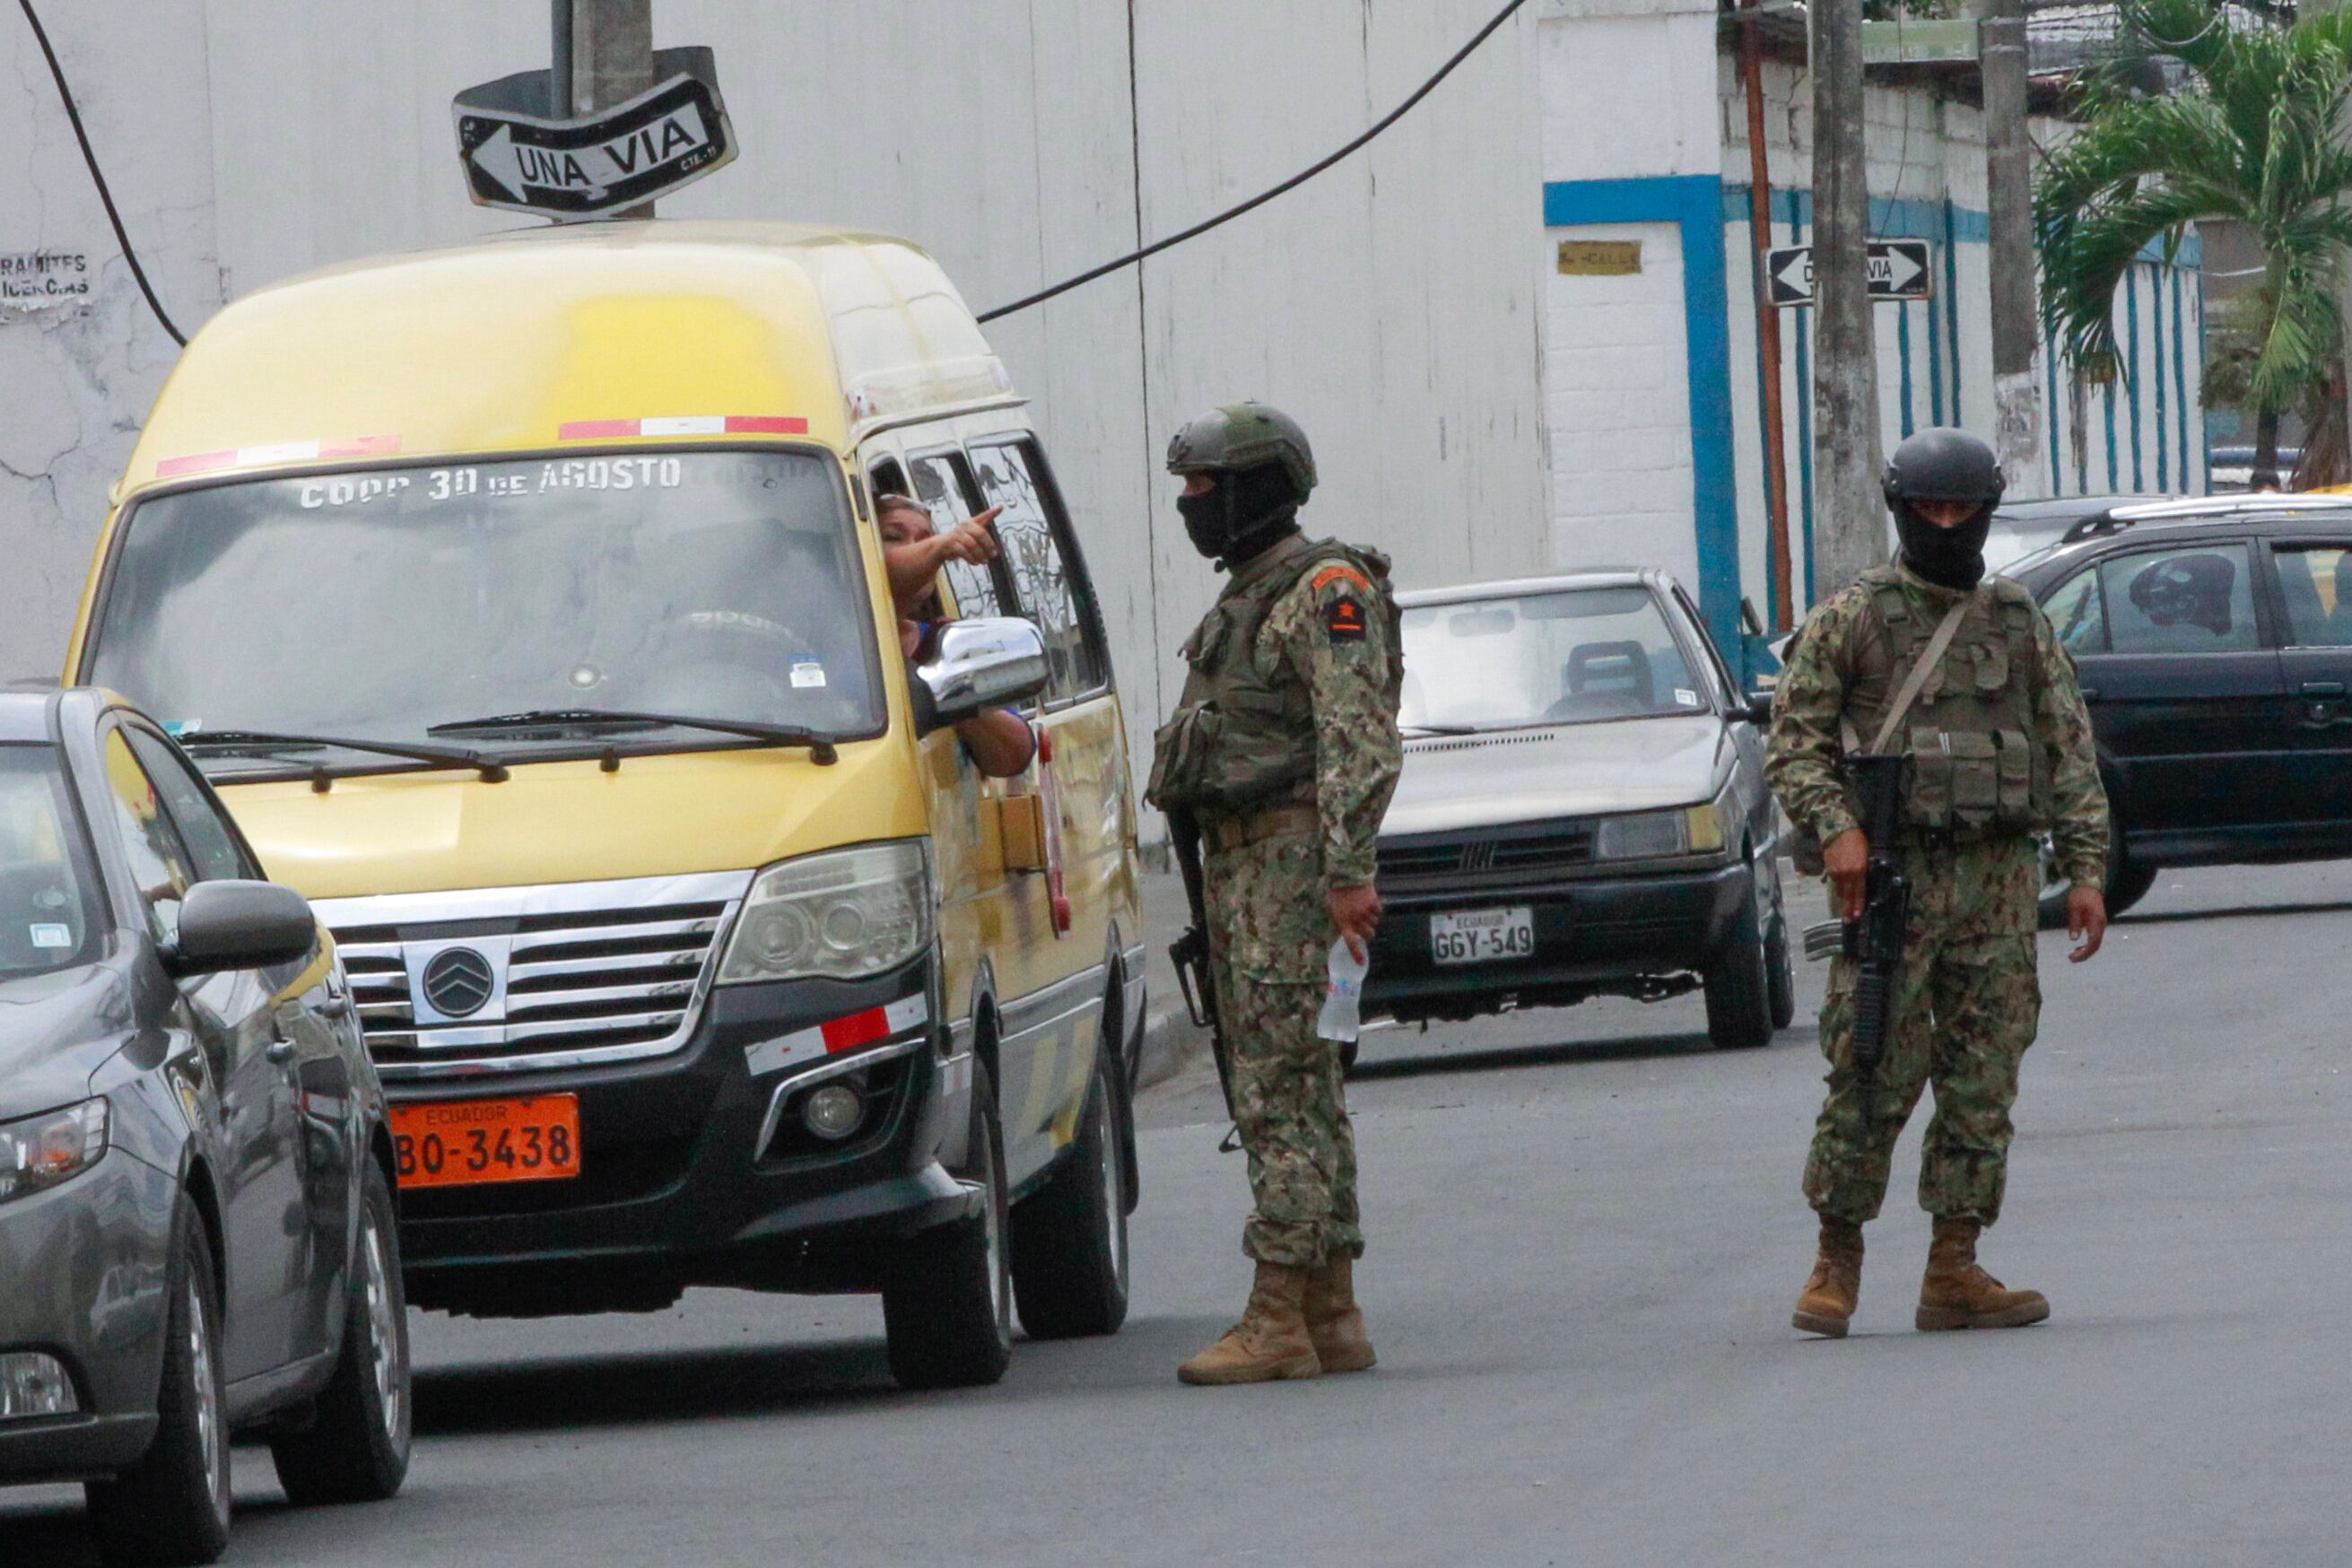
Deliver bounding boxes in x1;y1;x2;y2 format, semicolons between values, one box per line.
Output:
1382;714;1730;839
0;961;138;1120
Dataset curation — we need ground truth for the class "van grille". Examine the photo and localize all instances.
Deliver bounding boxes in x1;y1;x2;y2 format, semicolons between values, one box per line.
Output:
313;871;754;1081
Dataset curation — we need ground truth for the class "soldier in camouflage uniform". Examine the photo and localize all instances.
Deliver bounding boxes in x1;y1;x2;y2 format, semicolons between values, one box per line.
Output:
1766;427;2111;1338
1144;403;1404;1386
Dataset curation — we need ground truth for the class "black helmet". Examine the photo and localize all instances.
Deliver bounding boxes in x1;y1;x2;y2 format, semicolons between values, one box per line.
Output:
1883;428;2005;510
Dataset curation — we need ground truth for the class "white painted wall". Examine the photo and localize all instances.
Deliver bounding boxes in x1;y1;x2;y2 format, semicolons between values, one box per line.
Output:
0;0;1551;758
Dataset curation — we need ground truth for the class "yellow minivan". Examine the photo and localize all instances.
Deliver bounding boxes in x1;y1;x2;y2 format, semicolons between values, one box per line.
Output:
67;222;1146;1389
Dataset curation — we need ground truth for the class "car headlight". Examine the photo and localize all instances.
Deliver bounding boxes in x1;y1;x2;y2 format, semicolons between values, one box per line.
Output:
1594;803;1726;860
0;1099;109;1204
718;841;932;984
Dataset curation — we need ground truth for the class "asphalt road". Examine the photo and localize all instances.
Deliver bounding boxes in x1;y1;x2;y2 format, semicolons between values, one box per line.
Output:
8;860;2350;1566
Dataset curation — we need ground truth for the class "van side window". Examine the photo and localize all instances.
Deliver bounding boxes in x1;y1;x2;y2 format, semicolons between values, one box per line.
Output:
970;439;1106;701
906;449;1008;620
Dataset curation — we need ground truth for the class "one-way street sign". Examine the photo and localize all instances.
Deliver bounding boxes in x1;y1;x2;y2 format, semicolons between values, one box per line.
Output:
454;48;736;219
1764;240;1933;307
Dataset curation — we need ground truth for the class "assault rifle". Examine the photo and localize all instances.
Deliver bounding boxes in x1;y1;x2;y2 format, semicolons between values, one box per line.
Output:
1841;754;1912;1083
1165;810;1239;1143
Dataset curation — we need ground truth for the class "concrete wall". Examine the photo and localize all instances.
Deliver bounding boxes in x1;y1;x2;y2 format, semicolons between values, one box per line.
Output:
0;0;1551;758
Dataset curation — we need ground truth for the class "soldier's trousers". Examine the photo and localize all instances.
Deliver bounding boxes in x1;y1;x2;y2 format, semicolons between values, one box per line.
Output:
1805;834;2043;1227
1204;830;1363;1267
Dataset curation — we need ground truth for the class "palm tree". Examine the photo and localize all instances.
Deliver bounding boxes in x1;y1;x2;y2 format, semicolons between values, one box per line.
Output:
2037;0;2352;488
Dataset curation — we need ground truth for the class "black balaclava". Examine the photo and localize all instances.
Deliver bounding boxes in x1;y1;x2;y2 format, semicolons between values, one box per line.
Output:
1179;461;1302;567
1893;501;1994;591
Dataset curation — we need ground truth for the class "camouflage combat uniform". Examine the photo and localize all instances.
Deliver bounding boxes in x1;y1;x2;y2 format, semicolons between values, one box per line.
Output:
1767;562;2107;1227
1153;533;1403;1267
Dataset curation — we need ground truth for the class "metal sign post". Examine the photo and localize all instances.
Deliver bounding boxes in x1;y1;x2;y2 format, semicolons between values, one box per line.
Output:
1765;240;1933;308
453;46;735;220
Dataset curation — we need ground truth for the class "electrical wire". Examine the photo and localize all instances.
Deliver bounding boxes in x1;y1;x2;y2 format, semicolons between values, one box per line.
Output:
15;0;187;345
976;0;1535;324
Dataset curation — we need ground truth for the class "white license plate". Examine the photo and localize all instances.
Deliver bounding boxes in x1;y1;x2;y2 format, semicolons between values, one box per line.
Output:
1430;906;1535;965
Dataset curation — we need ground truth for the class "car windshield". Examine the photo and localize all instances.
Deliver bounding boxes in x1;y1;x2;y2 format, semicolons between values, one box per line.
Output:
0;745;99;979
1398;586;1706;730
86;451;884;755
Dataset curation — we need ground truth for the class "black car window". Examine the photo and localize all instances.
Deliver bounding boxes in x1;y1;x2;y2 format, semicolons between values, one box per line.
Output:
2041;566;2109;656
905;449;1008;621
970;439;1106;702
97;729;197;943
125;727;254;883
2272;545;2352;648
2097;543;2259;655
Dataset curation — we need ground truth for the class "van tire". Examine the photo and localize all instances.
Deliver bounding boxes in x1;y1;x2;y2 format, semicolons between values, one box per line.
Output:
884;1059;1013;1390
1010;1046;1131;1340
272;1161;411;1505
87;1197;231;1566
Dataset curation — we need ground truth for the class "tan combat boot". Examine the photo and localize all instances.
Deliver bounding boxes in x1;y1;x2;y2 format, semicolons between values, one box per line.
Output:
1302;1253;1376;1374
1178;1261;1322;1385
1915;1216;2050;1331
1791;1215;1865;1337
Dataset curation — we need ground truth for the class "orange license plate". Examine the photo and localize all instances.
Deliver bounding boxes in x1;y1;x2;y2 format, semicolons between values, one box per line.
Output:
390;1095;580;1189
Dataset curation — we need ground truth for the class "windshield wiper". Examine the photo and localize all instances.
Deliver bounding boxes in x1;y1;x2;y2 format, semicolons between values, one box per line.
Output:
177;729;510;786
1402;723;1481;736
427;709;840;765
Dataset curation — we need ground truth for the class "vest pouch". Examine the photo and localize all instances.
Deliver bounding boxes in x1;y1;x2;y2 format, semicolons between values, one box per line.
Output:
1145;704;1224;812
1944;729;2002;827
1905;726;1955;828
1994;727;2034;823
1973;639;2011;693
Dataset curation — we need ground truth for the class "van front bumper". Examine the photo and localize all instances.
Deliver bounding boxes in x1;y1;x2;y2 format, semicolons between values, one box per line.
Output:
1363;858;1754;1023
388;954;980;1316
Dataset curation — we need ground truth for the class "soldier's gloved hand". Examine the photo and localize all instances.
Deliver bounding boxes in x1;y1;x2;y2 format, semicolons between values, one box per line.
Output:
1328;884;1382;964
1822;828;1869;921
2067;885;2107;963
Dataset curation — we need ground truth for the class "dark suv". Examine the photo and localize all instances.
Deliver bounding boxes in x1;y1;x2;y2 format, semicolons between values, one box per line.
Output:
2007;497;2352;914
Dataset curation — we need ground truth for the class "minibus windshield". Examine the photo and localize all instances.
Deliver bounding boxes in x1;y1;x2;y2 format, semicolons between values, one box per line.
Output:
88;451;885;758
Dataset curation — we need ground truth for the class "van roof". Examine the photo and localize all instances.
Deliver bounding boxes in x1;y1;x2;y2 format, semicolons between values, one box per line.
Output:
120;222;1014;494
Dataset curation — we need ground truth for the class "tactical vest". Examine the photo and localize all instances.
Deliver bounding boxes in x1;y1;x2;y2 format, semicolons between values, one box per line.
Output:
1842;565;2051;834
1145;536;1403;814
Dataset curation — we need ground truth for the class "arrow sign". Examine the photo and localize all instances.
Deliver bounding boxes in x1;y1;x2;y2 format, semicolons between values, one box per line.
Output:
1764;240;1934;307
454;49;735;219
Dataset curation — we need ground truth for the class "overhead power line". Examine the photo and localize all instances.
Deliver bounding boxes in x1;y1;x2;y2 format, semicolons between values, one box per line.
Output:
976;0;1536;325
16;0;187;346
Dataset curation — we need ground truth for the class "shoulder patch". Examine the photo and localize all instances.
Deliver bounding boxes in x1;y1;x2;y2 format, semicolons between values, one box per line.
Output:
1311;563;1372;596
1323;593;1368;642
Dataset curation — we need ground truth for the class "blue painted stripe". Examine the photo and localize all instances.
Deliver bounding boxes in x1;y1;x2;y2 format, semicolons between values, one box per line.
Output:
1720;185;2205;266
2046;321;2063;497
1942;198;1963;423
1926;275;1945;425
1897;303;1916;437
2152;265;2169;491
1544;177;1744;672
2103;375;2119;490
2125;267;2144;490
2174;267;2191;492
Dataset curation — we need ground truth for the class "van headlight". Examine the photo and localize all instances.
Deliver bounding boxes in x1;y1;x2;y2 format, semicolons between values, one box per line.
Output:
1594;801;1728;860
719;841;932;984
0;1099;109;1204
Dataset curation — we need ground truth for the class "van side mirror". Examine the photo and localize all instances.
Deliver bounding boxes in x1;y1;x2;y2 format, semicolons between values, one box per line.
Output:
165;880;319;976
913;617;1051;734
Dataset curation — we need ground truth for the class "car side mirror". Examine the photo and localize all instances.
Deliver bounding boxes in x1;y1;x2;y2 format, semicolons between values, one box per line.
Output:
1738;692;1774;725
165;880;318;976
912;617;1051;734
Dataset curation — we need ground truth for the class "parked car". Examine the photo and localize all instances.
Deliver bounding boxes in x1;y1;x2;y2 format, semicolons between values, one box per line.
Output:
0;687;407;1564
68;223;1142;1389
2006;495;2352;917
1986;495;2158;576
1364;571;1791;1051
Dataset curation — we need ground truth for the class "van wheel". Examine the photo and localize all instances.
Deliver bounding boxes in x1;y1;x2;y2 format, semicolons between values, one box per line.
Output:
884;1059;1013;1389
1703;873;1775;1050
87;1197;231;1566
1010;1046;1132;1340
272;1161;411;1504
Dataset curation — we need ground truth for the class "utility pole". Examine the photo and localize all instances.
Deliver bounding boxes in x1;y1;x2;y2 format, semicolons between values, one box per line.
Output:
1981;0;2042;488
1810;0;1884;596
556;0;657;215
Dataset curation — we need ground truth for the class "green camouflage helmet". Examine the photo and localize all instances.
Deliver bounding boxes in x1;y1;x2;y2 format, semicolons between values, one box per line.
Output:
1165;402;1317;502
